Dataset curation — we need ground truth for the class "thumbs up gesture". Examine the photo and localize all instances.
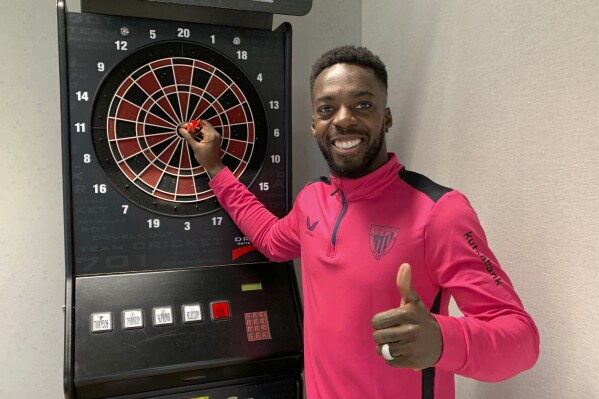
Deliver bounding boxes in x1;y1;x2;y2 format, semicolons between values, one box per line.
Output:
371;263;442;370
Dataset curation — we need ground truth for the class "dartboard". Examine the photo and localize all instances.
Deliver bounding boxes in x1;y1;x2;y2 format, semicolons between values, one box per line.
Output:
63;11;289;272
92;42;267;216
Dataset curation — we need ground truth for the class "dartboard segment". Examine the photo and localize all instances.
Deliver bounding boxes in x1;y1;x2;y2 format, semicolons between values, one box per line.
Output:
92;42;267;216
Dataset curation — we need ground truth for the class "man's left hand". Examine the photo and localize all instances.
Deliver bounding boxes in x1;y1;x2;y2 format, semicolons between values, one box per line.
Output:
371;263;443;370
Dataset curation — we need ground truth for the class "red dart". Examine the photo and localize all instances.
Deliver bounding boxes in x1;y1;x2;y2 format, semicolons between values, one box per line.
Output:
187;119;202;133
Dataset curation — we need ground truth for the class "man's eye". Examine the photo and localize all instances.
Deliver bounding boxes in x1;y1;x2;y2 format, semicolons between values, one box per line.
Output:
318;106;334;114
356;102;372;109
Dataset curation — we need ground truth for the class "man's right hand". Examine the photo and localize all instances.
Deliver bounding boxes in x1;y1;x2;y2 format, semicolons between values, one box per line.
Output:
178;120;225;178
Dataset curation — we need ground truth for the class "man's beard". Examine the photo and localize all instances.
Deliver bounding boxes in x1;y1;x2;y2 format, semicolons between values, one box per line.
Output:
318;126;386;179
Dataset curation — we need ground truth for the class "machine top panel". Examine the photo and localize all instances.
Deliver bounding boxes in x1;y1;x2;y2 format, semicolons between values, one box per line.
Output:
147;0;312;16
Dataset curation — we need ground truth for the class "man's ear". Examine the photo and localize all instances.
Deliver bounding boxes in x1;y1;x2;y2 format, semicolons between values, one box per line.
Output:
310;116;316;136
384;107;393;132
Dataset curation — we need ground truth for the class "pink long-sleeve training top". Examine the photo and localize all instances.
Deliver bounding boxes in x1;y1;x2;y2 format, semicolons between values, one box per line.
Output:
209;153;539;399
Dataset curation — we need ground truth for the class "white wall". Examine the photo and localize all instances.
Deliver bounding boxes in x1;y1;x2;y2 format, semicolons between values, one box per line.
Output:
0;1;65;398
0;1;359;398
363;0;599;398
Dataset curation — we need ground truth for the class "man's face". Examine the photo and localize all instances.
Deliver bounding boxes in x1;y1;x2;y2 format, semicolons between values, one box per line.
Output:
311;63;392;179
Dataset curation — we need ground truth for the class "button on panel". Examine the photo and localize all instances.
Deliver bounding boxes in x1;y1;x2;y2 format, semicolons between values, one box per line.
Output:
210;301;231;320
153;307;174;326
90;312;113;333
122;309;143;330
182;304;202;323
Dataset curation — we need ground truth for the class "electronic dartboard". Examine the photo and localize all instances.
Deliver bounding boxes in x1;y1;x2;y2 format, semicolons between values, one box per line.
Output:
58;1;310;398
92;40;269;217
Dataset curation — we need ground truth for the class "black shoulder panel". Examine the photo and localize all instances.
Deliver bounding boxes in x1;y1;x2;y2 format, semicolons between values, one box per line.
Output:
398;168;452;203
308;176;331;185
421;288;443;399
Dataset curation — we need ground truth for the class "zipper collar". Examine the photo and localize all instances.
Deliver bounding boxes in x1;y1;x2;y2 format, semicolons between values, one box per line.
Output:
329;153;403;201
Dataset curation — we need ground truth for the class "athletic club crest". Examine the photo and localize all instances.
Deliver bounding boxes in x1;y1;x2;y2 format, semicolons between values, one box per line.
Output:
369;225;399;260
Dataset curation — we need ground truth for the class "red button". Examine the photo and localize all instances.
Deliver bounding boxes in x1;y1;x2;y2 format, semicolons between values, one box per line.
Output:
211;301;231;320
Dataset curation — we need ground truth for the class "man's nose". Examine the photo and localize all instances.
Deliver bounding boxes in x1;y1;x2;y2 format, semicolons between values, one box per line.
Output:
332;106;356;129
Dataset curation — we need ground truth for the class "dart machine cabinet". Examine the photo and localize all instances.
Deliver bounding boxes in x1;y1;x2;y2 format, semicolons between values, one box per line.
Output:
57;1;311;398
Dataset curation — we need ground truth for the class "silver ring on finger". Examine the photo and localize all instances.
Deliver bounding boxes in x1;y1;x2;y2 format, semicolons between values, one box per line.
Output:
382;343;396;361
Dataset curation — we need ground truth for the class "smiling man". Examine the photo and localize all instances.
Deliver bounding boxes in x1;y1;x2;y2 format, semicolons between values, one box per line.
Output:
311;61;391;179
180;45;539;399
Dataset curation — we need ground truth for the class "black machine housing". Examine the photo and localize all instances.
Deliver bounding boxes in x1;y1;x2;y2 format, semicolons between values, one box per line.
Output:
57;0;309;397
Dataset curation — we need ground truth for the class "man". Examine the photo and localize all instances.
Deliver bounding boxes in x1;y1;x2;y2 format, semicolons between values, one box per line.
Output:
180;46;539;399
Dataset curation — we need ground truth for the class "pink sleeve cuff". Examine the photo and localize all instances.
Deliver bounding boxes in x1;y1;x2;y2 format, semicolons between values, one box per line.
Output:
433;314;467;372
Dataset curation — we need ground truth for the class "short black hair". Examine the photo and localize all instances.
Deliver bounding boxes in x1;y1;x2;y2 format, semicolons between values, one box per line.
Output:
310;45;388;93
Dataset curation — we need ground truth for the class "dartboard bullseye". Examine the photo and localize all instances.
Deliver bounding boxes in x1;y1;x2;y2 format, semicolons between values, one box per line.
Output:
92;41;267;216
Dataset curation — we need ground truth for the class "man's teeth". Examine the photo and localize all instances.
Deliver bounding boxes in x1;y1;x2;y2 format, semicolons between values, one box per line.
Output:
333;138;362;149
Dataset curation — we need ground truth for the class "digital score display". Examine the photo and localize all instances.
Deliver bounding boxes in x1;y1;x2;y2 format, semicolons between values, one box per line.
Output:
241;282;263;291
